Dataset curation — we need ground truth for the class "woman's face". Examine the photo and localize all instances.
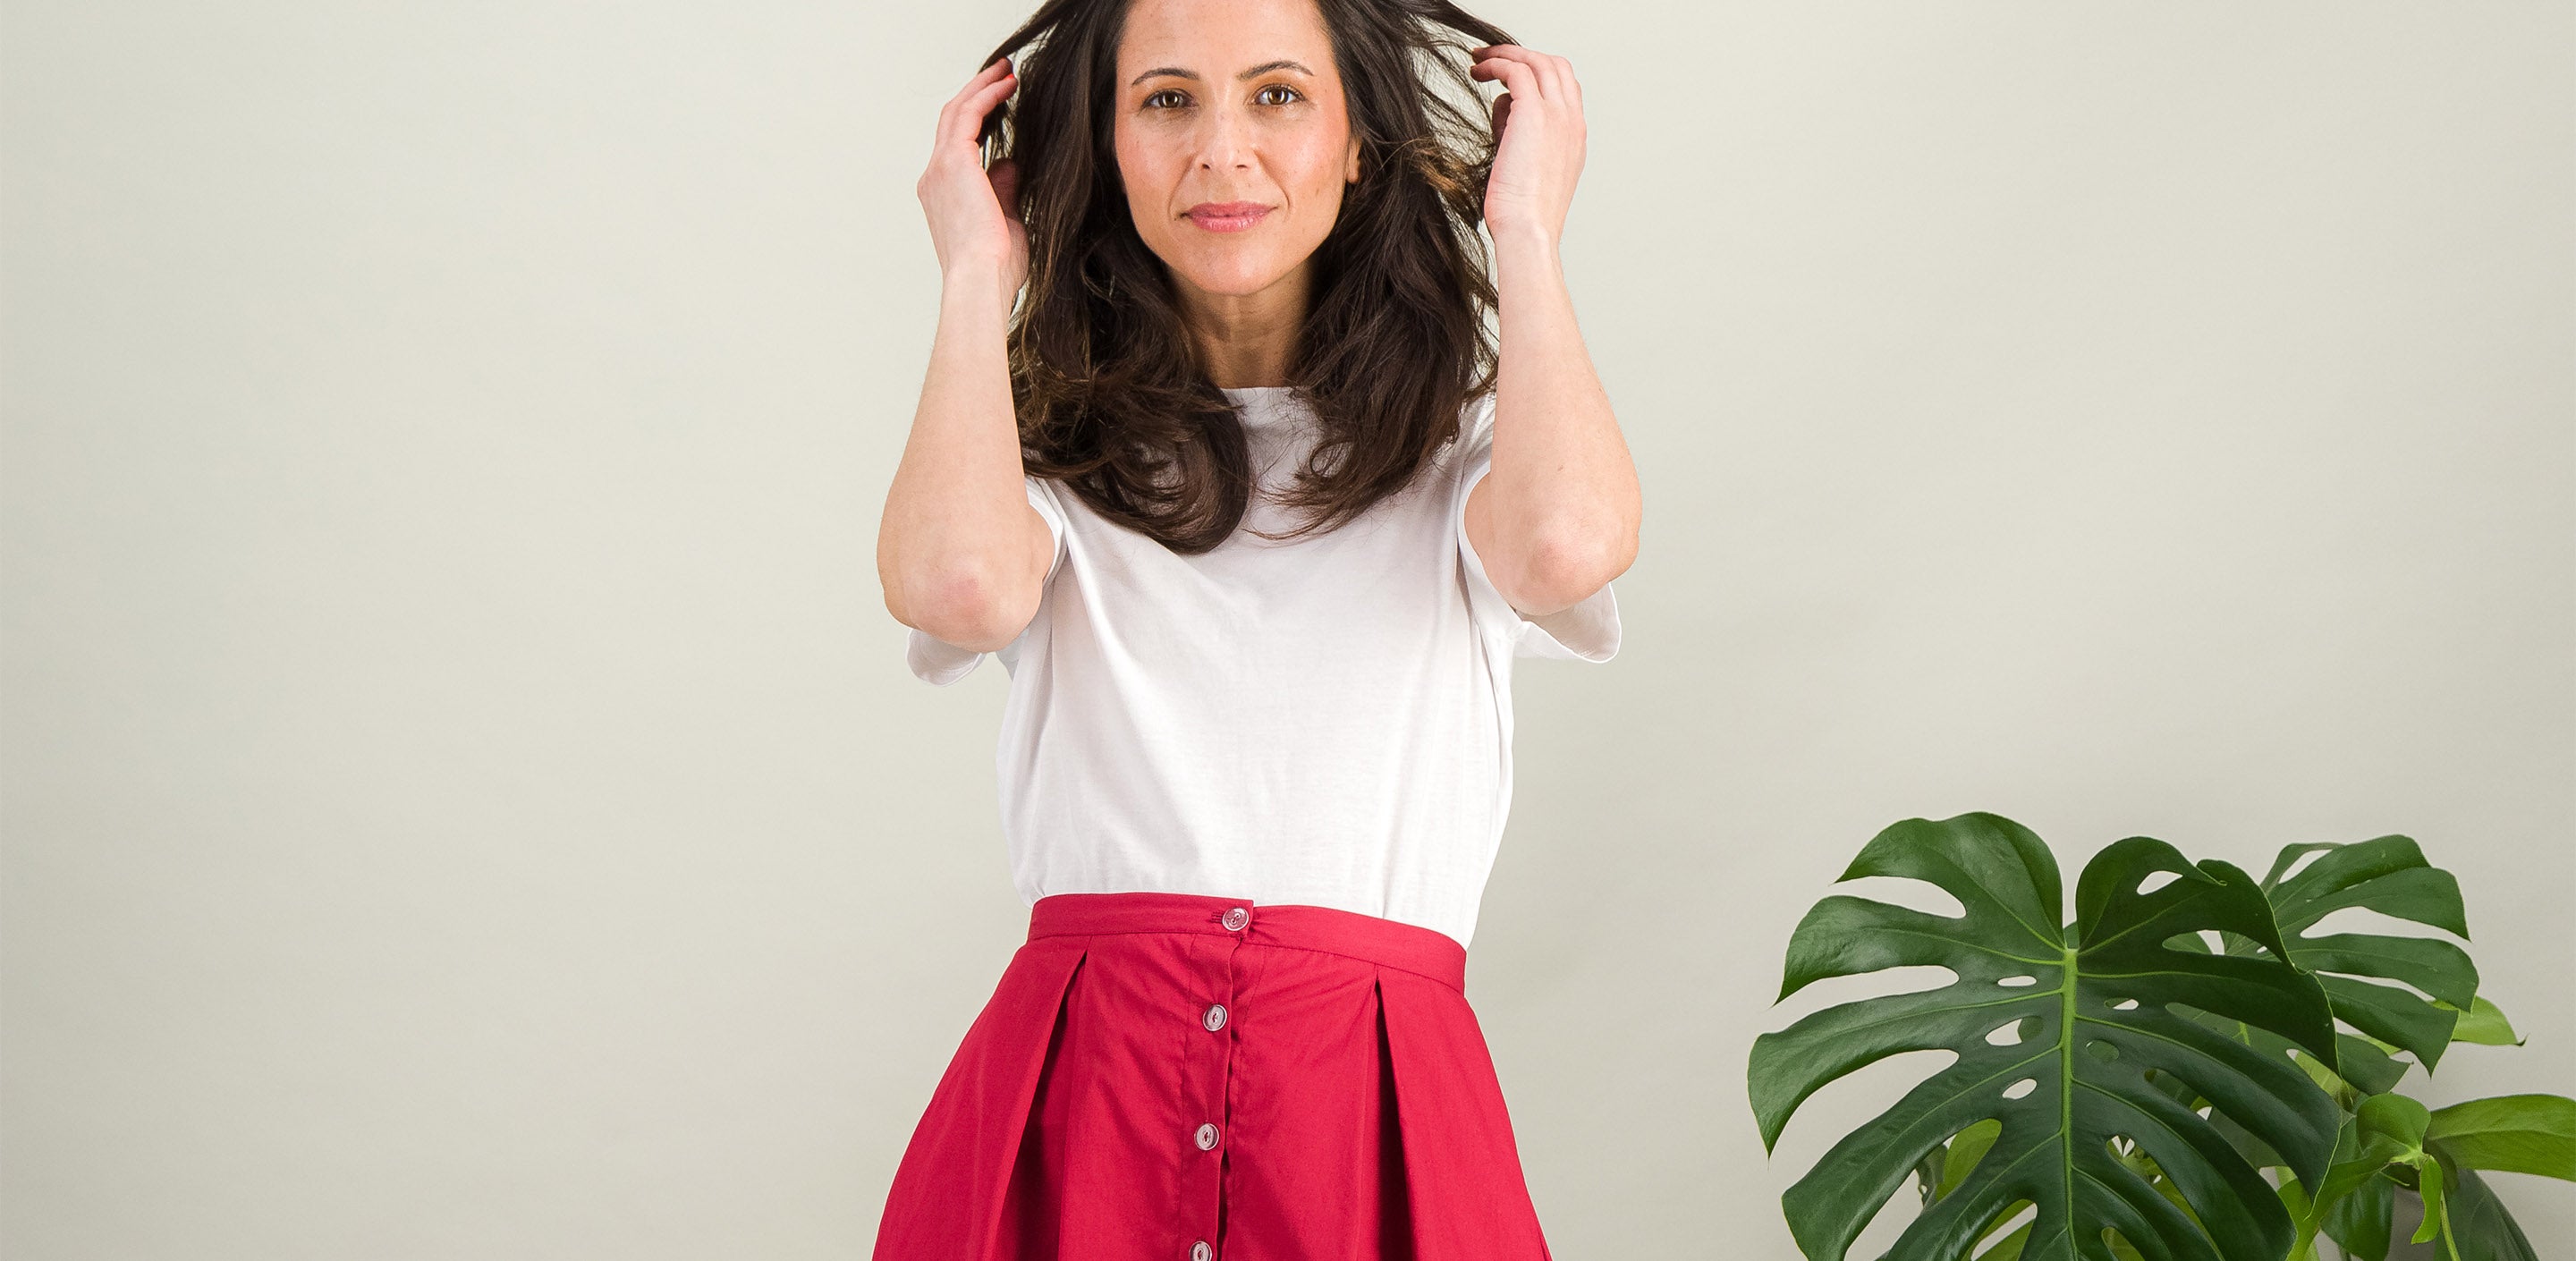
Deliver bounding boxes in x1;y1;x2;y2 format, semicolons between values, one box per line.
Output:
1112;0;1360;306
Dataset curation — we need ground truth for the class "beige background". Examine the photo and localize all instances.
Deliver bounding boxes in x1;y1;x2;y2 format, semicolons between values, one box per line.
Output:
4;0;2569;1256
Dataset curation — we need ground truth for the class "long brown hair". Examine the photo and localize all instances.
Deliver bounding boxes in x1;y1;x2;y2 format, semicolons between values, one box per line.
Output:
975;0;1515;552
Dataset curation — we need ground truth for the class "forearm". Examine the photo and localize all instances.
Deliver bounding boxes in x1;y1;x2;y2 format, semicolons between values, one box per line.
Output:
1485;229;1642;606
877;259;1046;647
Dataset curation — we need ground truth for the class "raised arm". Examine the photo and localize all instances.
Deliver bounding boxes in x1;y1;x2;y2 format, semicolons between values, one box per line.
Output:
879;56;1056;653
1463;45;1641;617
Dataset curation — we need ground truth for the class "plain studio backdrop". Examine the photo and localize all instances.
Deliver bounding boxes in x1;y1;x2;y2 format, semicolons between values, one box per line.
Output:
3;0;2568;1257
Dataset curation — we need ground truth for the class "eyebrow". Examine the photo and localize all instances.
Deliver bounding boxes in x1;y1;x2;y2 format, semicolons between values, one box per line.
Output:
1129;59;1315;87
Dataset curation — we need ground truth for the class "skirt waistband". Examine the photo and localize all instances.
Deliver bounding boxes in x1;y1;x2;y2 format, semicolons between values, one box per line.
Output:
1027;892;1467;994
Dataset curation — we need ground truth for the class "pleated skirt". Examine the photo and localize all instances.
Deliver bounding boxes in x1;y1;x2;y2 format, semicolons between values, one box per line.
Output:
869;891;1555;1261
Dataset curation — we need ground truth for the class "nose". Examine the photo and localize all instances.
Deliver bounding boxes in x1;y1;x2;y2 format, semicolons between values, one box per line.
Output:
1195;104;1252;172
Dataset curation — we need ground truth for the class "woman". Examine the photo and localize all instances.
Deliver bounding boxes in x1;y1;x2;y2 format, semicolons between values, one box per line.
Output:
875;0;1640;1254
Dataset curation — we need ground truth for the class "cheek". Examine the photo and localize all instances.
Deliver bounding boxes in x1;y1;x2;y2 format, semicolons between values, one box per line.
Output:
1284;128;1352;197
1115;138;1181;216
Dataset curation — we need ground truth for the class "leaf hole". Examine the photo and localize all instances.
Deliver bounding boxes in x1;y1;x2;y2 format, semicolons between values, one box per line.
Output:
1833;875;1970;920
1772;965;1958;1020
2304;904;2471;956
2275;847;2334;885
1996;975;2037;988
2160;930;2226;955
2137;870;2182;895
2085;1039;2119;1062
2330;973;2445;1007
1921;1118;2004;1201
1986;1020;2026;1046
2108;998;2139;1011
2002;1078;2037;1100
1973;1202;2037;1255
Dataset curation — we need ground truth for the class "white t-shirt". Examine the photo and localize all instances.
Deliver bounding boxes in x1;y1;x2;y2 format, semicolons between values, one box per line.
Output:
904;385;1620;948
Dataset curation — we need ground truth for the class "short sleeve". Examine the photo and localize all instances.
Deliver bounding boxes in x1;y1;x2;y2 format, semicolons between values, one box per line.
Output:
904;476;1069;685
1452;394;1623;663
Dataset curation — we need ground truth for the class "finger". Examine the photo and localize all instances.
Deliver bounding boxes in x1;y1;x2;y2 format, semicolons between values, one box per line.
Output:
1470;51;1546;102
1522;50;1566;103
1465;53;1525;85
968;70;1018;152
937;63;1020;152
1467;43;1528;75
941;56;1013;123
1469;45;1556;101
1470;55;1541;106
951;63;1019;132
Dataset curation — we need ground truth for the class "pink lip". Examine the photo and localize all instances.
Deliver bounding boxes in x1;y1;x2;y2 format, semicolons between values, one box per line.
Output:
1184;201;1272;232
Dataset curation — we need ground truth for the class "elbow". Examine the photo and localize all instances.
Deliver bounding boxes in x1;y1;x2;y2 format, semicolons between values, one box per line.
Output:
892;557;1041;654
1514;519;1637;615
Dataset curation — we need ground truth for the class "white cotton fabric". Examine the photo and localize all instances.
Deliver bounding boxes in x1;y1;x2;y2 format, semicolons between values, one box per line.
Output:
904;385;1620;948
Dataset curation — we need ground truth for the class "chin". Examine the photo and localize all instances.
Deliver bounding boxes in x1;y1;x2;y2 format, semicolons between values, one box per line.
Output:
1168;252;1295;297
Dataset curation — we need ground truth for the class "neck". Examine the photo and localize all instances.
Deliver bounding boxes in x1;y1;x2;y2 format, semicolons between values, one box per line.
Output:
1174;259;1310;389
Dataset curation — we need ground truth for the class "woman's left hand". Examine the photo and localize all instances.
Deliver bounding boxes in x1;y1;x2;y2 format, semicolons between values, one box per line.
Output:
1468;44;1585;248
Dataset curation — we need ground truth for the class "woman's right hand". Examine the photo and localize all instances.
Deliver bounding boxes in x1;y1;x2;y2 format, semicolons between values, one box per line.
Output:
917;57;1029;313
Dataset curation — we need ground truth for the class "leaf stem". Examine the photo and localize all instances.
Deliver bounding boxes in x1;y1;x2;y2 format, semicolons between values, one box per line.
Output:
2062;944;2079;1229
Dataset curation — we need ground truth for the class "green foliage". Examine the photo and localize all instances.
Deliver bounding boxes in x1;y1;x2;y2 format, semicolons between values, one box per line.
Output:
1748;813;2343;1260
2251;838;2478;1073
1750;817;2576;1261
2284;1091;2576;1261
2440;997;2522;1049
2199;840;2570;1261
2428;1094;2576;1181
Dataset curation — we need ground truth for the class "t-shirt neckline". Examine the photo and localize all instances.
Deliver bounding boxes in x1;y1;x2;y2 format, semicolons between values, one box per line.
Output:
1220;385;1308;430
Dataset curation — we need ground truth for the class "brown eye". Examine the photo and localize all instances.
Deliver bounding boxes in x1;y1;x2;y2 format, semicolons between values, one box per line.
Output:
1144;89;1188;109
1254;83;1302;106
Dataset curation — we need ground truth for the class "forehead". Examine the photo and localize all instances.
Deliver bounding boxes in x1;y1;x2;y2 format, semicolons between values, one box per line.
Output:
1115;0;1335;74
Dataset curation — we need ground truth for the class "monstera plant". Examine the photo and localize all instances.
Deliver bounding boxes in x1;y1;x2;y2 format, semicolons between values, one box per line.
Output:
1747;812;2574;1261
2156;834;2571;1261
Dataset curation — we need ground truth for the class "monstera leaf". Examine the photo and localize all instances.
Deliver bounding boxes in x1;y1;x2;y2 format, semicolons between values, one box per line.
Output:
2213;837;2479;1086
1749;813;2345;1261
2433;1164;2543;1261
2148;834;2481;1186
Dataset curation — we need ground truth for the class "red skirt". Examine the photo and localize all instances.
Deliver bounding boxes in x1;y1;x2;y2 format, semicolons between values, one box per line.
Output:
870;892;1555;1261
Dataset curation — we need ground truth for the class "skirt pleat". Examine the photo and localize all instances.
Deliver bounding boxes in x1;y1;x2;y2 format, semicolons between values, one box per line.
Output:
874;937;1089;1261
1377;968;1553;1260
871;893;1552;1261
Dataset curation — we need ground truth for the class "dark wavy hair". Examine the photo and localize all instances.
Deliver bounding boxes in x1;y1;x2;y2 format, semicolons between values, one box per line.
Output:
974;0;1515;552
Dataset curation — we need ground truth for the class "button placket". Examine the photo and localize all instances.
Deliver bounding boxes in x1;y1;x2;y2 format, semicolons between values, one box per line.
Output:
1180;908;1246;1261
